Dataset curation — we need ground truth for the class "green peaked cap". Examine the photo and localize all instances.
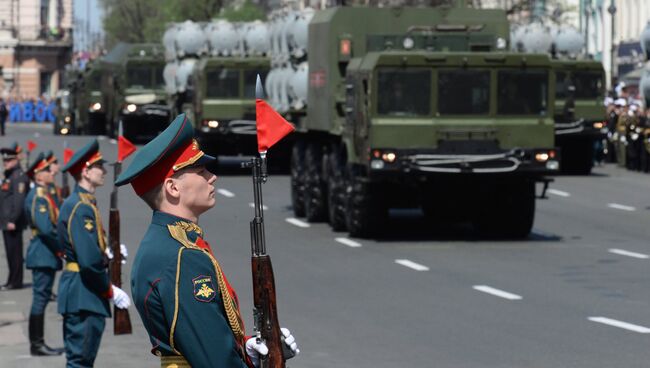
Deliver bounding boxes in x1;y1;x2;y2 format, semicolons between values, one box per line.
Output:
27;152;45;174
61;139;102;173
115;113;215;189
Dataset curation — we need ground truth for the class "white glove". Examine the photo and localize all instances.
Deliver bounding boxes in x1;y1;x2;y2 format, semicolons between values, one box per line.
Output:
245;328;299;367
111;285;131;309
105;244;128;264
245;337;268;368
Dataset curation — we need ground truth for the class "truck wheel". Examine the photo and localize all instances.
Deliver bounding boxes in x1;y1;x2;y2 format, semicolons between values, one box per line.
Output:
345;169;386;238
327;147;347;231
475;180;535;239
303;143;327;222
290;142;306;217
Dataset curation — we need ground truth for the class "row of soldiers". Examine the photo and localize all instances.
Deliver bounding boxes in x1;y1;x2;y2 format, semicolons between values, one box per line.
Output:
605;96;650;172
2;114;299;367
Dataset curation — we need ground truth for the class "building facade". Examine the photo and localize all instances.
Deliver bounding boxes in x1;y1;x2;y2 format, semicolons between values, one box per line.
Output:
0;0;73;100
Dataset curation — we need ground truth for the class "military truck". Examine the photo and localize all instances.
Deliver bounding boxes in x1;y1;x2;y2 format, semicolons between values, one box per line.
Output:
104;43;170;141
74;60;108;135
287;5;559;238
186;57;270;157
53;66;81;135
552;59;606;174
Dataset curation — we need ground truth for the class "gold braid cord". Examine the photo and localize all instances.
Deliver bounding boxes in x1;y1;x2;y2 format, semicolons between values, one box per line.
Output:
167;222;245;343
79;193;107;251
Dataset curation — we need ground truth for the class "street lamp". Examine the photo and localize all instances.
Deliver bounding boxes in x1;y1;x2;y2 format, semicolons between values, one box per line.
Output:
608;1;617;85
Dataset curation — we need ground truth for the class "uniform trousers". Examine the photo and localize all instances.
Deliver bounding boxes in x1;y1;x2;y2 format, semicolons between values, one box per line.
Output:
3;230;23;288
63;312;105;368
30;268;55;315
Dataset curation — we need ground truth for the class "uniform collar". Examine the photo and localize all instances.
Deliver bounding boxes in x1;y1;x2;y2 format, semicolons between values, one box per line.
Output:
152;210;204;239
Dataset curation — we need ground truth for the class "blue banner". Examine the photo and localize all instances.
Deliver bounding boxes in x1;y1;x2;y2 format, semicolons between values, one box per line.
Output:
8;101;56;123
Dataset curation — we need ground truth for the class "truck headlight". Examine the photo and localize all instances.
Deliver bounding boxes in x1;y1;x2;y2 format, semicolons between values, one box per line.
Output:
126;104;137;113
60;127;69;135
89;102;102;112
207;120;219;128
64;116;71;123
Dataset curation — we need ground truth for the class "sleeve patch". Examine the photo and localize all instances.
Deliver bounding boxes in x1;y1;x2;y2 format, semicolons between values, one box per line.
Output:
38;204;47;213
84;218;95;232
193;275;216;302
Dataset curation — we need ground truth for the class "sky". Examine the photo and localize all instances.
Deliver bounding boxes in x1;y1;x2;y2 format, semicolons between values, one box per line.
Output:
73;0;104;52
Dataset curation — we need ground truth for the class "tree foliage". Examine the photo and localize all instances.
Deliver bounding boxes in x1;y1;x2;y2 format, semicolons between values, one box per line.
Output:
100;0;226;47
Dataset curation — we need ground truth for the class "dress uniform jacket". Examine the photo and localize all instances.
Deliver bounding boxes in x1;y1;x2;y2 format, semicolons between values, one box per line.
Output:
57;185;111;317
47;183;63;208
131;211;249;368
25;185;62;270
0;165;29;230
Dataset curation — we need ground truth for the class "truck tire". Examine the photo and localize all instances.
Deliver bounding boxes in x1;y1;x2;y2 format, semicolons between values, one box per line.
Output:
290;142;306;217
327;147;347;231
475;180;535;239
345;169;386;238
304;143;327;222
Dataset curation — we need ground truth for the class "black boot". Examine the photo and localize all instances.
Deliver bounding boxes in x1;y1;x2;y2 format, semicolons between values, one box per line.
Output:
29;314;62;356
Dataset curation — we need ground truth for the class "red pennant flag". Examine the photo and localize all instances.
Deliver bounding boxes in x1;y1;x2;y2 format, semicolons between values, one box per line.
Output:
117;135;137;162
26;140;37;152
63;148;74;165
256;99;294;152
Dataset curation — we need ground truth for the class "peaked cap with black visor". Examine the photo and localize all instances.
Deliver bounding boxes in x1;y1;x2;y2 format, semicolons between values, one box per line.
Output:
114;114;215;195
61;139;105;177
26;152;52;178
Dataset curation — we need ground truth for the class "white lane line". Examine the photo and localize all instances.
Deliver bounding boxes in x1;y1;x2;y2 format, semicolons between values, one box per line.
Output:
395;259;429;271
607;203;636;212
608;248;649;259
217;189;235;198
473;285;522;300
588;317;650;333
548;189;570;197
249;203;269;210
335;237;362;248
0;300;16;305
285;218;310;228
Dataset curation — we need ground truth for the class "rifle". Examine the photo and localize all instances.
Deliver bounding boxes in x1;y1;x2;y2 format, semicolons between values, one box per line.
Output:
109;160;132;335
246;155;289;368
61;141;70;198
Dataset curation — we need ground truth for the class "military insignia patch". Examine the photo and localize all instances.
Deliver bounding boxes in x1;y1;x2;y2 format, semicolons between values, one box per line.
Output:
38;205;47;213
84;218;94;232
193;275;216;302
17;182;25;193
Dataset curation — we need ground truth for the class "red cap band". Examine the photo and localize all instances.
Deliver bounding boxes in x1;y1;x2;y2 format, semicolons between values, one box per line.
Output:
68;151;103;176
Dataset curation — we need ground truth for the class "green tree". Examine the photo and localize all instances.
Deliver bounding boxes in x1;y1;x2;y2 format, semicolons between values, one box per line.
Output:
219;1;266;22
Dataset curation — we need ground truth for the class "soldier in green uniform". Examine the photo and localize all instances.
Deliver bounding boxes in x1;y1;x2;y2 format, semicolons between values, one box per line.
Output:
0;144;29;290
57;140;131;368
24;152;64;356
116;114;299;368
44;151;63;206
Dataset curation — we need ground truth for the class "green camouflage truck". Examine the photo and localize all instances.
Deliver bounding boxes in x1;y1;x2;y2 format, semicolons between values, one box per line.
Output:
290;5;559;238
53;67;81;135
74;60;108;135
104;43;171;141
552;59;606;174
185;56;270;158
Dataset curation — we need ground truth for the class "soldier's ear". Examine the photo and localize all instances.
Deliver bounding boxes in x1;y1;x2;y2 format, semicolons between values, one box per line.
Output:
162;177;181;201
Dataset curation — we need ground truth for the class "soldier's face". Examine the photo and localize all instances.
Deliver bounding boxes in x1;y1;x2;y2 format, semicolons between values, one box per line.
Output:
84;163;106;187
3;158;17;170
175;165;217;215
50;161;59;175
36;168;54;185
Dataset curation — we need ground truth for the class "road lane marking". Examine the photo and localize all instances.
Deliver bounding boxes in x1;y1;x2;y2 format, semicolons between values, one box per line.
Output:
285;218;310;228
395;259;429;271
588;317;650;333
548;189;570;197
608;248;649;259
335;237;362;248
249;203;269;210
0;301;16;305
473;285;522;300
607;203;636;212
217;189;235;198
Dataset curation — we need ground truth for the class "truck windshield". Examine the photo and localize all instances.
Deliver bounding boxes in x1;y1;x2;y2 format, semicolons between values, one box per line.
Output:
497;70;548;115
206;68;240;98
377;69;431;116
573;71;603;99
438;70;490;115
243;69;269;98
126;65;163;89
555;71;569;99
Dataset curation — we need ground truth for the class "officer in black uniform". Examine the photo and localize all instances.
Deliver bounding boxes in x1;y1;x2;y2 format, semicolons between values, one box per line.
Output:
0;145;29;290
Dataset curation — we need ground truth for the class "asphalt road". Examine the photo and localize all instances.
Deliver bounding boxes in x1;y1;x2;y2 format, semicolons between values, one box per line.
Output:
0;123;648;367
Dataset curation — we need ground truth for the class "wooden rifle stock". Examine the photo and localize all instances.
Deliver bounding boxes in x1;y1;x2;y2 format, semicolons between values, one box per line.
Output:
252;254;284;368
248;156;287;368
109;163;132;335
